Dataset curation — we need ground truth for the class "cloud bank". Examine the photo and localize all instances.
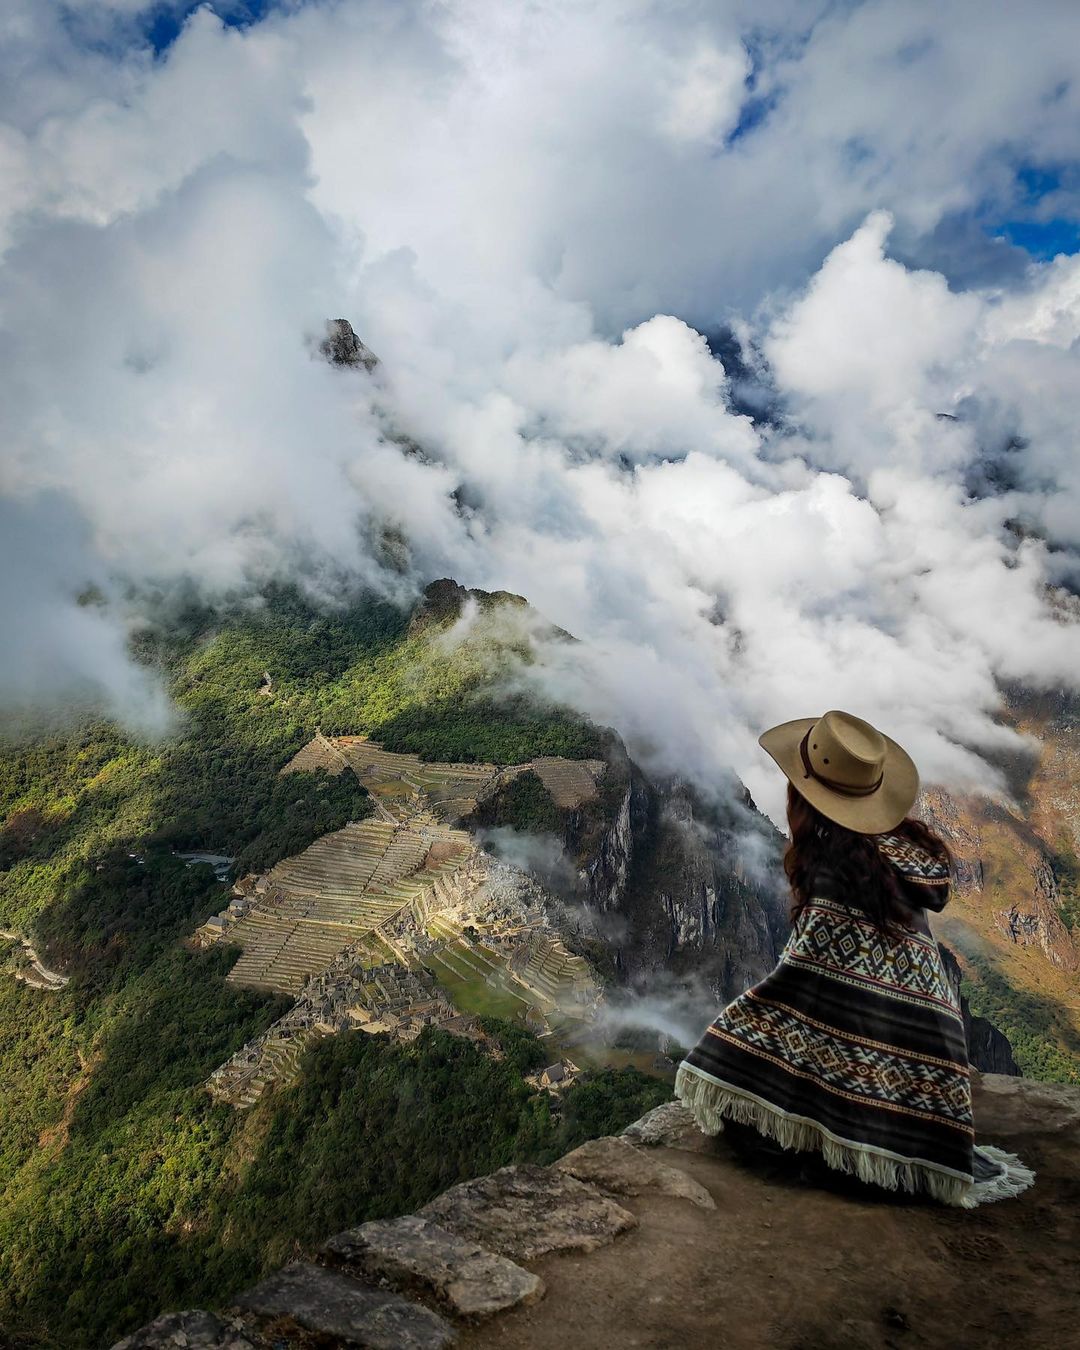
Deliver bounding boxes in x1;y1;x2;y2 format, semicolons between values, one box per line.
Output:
3;0;1080;823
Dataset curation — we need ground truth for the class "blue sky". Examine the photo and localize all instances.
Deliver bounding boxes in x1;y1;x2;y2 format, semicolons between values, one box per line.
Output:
995;217;1080;260
144;0;278;54
989;165;1080;260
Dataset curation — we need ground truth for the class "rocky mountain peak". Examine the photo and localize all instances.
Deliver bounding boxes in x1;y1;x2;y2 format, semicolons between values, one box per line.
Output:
409;579;529;632
320;318;379;371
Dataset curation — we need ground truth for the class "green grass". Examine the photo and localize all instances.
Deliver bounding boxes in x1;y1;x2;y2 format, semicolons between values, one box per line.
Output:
422;951;531;1021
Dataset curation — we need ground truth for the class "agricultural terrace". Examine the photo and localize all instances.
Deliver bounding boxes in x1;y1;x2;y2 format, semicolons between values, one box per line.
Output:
197;736;608;1100
212;816;472;995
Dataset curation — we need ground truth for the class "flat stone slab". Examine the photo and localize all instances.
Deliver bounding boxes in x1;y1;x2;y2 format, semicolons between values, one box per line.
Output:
556;1135;716;1209
323;1213;544;1318
974;1072;1080;1136
419;1163;636;1262
622;1100;710;1152
112;1311;253;1350
228;1262;455;1350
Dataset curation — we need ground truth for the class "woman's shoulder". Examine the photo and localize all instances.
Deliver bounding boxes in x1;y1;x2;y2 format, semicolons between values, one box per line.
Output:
875;831;950;886
875;831;950;912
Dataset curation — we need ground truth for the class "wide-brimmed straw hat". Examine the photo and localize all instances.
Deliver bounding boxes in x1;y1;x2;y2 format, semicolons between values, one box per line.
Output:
758;710;919;834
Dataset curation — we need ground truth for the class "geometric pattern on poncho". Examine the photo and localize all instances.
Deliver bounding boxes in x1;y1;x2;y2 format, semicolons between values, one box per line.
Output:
875;832;950;886
712;993;973;1125
785;897;959;1010
678;890;976;1191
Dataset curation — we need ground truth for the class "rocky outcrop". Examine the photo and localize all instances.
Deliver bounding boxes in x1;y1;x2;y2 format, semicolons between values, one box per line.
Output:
581;765;646;922
937;942;1020;1075
114;1072;1080;1350
456;1075;1077;1350
554;1135;715;1209
407;578;576;644
970;1067;1080;1134
110;1147;700;1348
923;773;1080;977
994;882;1079;970
113;1311;253;1350
320;318;378;371
966;1014;1022;1077
621;1099;712;1151
323;1216;544;1319
919;772;1080;1079
418;1165;637;1262
581;766;788;1003
407;579;529;636
230;1263;455;1350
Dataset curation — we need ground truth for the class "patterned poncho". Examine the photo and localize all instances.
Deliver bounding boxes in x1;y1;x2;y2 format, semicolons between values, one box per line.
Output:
675;834;1034;1207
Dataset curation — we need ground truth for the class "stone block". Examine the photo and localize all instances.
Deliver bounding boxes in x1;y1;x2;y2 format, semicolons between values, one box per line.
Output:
111;1311;253;1350
322;1213;543;1318
228;1262;455;1350
556;1135;716;1208
621;1100;709;1151
420;1164;636;1262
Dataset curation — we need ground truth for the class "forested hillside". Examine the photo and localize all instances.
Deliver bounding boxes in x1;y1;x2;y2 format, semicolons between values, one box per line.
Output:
0;585;660;1349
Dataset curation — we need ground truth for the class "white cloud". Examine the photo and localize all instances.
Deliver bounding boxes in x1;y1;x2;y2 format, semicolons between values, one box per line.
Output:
659;40;750;145
1;0;1080;829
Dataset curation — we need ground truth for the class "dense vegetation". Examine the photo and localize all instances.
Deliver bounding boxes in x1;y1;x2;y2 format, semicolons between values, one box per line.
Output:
0;981;665;1348
960;957;1080;1085
473;768;565;835
1050;845;1080;932
0;585;652;1348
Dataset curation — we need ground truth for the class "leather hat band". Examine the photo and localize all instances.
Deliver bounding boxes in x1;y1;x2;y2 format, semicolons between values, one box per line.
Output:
799;730;884;798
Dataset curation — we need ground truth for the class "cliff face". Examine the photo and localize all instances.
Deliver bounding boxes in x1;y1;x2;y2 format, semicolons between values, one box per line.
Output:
571;755;788;1003
572;761;1016;1072
916;690;1080;1079
925;789;1080;974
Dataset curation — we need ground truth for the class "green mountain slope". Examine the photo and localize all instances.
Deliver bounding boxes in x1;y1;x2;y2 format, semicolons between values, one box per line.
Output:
0;584;660;1350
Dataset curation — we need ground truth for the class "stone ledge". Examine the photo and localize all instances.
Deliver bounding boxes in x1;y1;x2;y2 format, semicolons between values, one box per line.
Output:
419;1163;638;1262
228;1262;456;1350
111;1078;1080;1350
112;1311;254;1350
621;1100;708;1151
321;1214;544;1319
555;1135;716;1209
111;1106;681;1348
973;1071;1080;1135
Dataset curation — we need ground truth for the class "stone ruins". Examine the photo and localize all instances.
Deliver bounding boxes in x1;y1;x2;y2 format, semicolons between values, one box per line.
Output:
197;735;605;1106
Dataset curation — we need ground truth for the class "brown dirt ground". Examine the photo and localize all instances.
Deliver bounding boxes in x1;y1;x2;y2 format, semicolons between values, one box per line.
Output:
459;1076;1080;1350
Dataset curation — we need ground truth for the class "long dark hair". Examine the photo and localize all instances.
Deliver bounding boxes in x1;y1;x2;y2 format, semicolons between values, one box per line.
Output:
783;783;951;937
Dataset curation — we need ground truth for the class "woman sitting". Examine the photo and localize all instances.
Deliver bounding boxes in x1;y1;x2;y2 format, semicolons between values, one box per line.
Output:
676;710;1033;1208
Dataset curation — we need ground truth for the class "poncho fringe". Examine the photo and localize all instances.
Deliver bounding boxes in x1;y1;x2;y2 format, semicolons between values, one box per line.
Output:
674;890;1035;1210
675;1063;1034;1208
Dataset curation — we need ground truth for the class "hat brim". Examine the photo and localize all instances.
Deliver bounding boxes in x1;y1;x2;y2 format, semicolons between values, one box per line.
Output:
758;717;919;835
